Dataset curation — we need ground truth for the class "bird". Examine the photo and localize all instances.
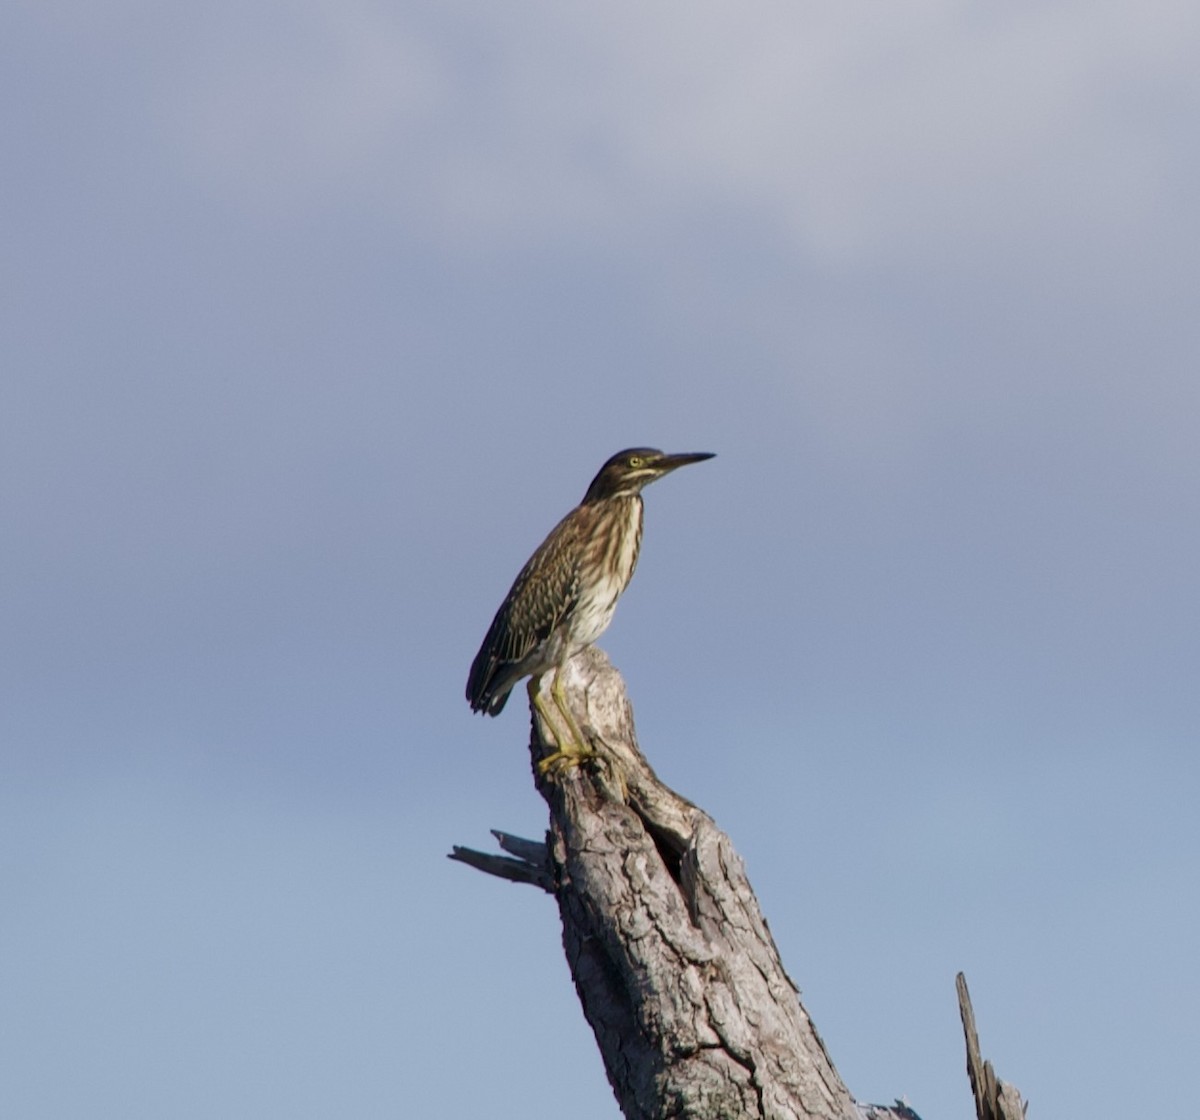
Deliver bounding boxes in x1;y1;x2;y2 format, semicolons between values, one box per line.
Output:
466;447;715;772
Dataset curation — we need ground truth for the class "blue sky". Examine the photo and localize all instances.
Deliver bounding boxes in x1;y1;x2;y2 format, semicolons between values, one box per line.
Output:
3;2;1198;1117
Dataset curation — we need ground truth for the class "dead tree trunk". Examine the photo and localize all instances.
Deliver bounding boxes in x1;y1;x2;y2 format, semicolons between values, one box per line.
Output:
452;646;1024;1120
956;974;1027;1120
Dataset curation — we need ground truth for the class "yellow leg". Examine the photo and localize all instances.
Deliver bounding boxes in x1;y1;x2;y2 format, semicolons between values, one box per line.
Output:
531;670;594;776
553;669;590;752
529;682;563;745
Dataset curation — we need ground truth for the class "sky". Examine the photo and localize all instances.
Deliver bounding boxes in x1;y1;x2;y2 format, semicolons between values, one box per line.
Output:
2;1;1198;1117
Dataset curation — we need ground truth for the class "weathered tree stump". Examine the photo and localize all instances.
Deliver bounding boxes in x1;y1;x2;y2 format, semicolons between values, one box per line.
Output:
956;974;1027;1120
452;646;1024;1120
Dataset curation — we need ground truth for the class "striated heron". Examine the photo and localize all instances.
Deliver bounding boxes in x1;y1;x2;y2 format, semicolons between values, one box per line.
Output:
466;447;714;772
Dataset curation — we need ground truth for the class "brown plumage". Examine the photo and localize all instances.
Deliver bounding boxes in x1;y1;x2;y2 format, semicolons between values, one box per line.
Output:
466;448;714;721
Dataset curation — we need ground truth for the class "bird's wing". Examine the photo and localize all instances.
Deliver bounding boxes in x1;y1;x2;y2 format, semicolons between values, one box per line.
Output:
465;512;583;711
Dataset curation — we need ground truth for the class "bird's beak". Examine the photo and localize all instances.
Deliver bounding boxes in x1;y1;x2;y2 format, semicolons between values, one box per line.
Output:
656;451;716;475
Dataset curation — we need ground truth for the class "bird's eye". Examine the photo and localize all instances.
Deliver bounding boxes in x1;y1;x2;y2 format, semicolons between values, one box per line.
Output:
628;456;643;468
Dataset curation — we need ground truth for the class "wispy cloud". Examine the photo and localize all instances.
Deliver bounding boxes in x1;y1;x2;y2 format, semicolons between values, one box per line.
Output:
163;0;1200;266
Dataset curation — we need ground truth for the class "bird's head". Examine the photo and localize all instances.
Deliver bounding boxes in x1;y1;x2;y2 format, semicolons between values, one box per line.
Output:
582;448;715;503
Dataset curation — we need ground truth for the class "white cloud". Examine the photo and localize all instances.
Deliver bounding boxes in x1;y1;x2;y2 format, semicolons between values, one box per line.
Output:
89;0;1194;476
164;0;1200;266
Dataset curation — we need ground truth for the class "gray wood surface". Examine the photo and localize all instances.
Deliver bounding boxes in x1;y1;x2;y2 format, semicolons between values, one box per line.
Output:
957;973;1027;1120
453;647;1027;1120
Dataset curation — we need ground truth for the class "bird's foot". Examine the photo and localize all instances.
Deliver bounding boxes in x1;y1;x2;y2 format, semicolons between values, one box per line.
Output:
531;674;595;777
536;742;596;777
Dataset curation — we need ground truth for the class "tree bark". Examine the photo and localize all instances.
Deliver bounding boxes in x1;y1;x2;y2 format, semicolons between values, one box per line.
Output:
956;974;1027;1120
451;647;1024;1120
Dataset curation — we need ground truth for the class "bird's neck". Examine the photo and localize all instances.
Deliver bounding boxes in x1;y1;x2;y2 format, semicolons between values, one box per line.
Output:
596;494;643;591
